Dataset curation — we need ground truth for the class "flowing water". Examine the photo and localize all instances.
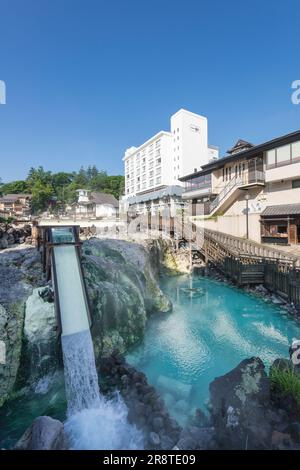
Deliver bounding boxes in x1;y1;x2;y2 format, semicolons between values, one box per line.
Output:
61;328;143;450
127;275;300;426
61;330;101;415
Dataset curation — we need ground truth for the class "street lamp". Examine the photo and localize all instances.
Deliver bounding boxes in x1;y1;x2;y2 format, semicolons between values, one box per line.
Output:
245;193;250;239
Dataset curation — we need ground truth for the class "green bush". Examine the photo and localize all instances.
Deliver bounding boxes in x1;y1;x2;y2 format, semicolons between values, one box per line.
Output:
0;216;15;224
270;366;300;405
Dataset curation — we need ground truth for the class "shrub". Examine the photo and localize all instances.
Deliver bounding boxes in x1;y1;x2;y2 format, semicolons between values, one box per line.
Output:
270;366;300;405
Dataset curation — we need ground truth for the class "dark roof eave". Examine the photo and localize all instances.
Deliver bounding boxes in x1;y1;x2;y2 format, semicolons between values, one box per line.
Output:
202;129;300;172
180;129;300;181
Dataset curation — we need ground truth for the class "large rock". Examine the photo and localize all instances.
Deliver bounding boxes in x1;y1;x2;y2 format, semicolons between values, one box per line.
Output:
0;223;31;249
0;246;45;407
14;416;67;450
82;238;172;358
23;288;57;379
209;357;272;449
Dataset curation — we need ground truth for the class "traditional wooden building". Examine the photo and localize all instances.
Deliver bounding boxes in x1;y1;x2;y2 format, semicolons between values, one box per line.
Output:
179;129;300;245
0;193;32;219
260;204;300;245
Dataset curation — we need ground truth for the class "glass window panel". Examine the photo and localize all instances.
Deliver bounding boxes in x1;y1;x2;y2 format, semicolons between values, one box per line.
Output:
276;144;291;164
292;141;300;160
266;149;276;166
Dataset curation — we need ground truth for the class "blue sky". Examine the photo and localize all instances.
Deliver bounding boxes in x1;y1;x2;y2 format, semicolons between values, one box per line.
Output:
0;0;299;182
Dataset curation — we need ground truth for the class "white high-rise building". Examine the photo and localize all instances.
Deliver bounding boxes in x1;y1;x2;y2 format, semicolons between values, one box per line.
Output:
123;109;218;199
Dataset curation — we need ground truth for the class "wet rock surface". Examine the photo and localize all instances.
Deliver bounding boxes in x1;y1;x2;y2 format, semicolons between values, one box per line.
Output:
83;238;172;359
209;357;300;449
14;416;67;450
99;353;182;449
0;246;46;407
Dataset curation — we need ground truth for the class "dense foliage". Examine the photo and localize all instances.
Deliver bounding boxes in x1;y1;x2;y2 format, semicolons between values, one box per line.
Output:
0;166;124;213
270;365;300;406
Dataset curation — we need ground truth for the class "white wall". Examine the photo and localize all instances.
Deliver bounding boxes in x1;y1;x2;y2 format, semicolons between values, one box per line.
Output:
266;161;300;183
170;109;209;179
201;213;261;242
95;204;117;218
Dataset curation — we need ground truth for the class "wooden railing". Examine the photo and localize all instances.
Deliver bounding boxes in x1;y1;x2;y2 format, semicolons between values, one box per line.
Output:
205;228;300;267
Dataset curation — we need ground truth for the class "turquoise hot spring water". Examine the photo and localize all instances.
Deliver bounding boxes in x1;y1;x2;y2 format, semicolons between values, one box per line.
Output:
126;275;300;426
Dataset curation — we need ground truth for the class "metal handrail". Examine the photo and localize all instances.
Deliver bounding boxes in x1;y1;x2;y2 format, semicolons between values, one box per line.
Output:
210;176;243;212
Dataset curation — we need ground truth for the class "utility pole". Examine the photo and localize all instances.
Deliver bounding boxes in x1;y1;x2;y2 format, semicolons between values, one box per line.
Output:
245;193;250;239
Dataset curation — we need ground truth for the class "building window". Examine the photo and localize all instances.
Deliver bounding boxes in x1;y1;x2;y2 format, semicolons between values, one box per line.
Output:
276;144;291;164
292;141;300;161
150;170;154;177
149;179;154;186
156;177;161;184
266;141;300;168
292;179;300;188
222;168;225;181
156;158;161;165
156;167;161;175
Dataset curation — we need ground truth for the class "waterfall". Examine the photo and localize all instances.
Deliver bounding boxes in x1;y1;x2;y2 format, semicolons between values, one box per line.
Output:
61;330;101;415
61;329;143;450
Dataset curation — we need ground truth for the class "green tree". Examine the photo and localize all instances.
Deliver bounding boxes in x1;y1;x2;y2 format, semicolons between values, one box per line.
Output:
31;181;54;213
27;166;52;188
0;180;29;195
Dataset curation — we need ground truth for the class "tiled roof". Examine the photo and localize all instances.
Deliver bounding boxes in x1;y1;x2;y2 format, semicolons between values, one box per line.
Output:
90;192;119;207
261;204;300;217
0;193;32;202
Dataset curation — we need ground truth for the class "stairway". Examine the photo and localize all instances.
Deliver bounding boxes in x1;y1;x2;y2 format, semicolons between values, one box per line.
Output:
209;176;243;216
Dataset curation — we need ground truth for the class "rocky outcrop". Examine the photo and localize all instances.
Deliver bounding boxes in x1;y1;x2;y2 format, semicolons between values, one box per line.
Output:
0;246;45;407
83;238;172;359
14;416;67;450
0;223;32;249
23;287;58;380
209;356;300;450
209;357;272;449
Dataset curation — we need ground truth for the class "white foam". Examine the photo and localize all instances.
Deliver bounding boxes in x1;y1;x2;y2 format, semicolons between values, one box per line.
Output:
64;394;143;450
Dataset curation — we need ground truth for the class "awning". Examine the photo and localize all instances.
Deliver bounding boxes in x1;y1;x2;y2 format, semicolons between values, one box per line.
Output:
126;185;183;205
261;204;300;217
